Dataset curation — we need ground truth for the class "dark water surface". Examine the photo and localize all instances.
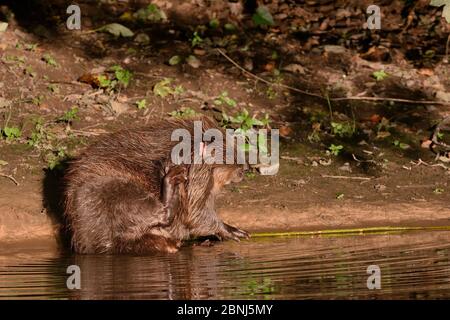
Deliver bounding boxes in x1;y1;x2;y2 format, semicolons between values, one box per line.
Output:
1;231;450;299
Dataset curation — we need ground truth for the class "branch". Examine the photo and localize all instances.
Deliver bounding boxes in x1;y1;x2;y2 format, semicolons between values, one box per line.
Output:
217;48;450;106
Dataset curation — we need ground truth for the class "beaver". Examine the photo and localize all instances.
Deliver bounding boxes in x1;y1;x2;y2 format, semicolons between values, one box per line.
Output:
64;116;249;254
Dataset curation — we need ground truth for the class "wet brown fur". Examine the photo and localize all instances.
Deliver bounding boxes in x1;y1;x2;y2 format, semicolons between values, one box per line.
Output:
64;116;248;254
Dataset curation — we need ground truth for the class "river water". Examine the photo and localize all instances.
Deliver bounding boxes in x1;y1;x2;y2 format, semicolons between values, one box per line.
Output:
1;230;450;299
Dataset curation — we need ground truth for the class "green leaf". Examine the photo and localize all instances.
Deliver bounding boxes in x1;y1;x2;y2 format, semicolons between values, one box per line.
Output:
111;65;133;87
97;75;111;88
372;70;388;81
209;19;220;29
58;107;79;123
153;78;173;98
3;126;22;140
252;6;274;26
168;55;182;65
136;99;147;110
42;54;58;67
99;23;134;37
224;23;236;31
134;4;166;22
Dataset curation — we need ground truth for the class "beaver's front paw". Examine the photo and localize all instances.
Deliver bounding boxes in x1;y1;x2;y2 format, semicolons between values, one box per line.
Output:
217;223;250;242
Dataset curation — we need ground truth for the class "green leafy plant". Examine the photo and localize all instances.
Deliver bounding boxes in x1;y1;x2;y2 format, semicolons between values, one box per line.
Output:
372;70;388;81
331;122;355;137
136;99;147;110
393;140;410;150
221;109;270;156
209;18;220;29
110;65;133;88
328;144;343;156
1;126;21;141
168;55;182;65
46;146;67;170
134;4;167;22
42;54;58;67
168;107;197;118
97;75;112;88
27;117;49;148
191;31;203;47
96;66;133;91
214;91;237;107
153;78;183;98
57;107;79;124
252;6;274;26
221;108;269;132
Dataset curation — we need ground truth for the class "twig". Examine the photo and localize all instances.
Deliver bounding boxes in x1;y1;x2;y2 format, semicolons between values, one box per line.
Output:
331;96;450;105
411;159;449;170
48;80;87;86
281;156;304;164
352;153;377;164
217;48;324;100
0;173;19;186
321;174;371;180
70;130;102;136
217;48;450;106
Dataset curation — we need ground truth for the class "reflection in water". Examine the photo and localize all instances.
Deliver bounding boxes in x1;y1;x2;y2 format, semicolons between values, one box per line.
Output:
1;231;450;299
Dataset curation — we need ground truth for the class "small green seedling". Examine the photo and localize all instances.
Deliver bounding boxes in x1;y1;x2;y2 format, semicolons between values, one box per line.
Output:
252;6;274;26
214;91;237;107
136;99;147;110
168;55;182;66
153;78;183;98
393;140;410;150
134;4;166;22
372;70;388;81
168;107;197;118
42;54;58;67
209;18;220;29
331;122;355;138
110;65;133;88
58;107;79;124
1;126;22;141
46;147;67;170
191;31;203;47
328;144;343;156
